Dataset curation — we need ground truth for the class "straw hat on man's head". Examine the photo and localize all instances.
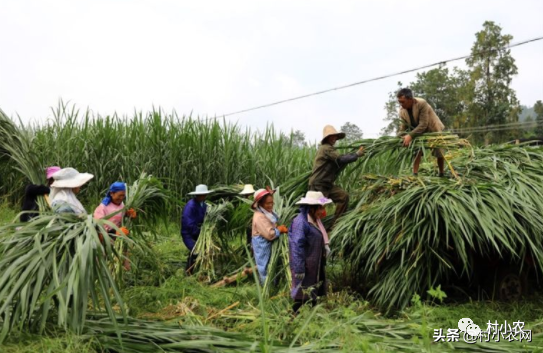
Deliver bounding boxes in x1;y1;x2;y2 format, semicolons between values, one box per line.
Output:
51;168;94;188
188;184;214;195
239;184;256;196
296;191;333;206
321;125;346;144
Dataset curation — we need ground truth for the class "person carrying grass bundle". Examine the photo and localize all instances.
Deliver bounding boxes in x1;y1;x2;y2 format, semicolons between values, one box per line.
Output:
93;182;137;270
396;88;446;177
182;184;214;275
289;191;332;313
251;187;288;284
308;125;364;226
49;167;94;214
20;166;61;222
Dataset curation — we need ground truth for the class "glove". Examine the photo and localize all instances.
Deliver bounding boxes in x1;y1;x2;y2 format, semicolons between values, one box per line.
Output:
325;244;331;258
294;273;305;280
126;208;137;219
116;227;130;236
356;146;365;157
277;225;288;234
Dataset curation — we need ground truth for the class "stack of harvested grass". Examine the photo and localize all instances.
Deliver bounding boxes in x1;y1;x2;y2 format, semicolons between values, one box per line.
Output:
331;144;543;311
343;133;470;179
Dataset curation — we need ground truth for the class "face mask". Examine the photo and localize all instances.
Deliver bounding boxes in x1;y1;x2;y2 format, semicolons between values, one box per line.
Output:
320;209;327;218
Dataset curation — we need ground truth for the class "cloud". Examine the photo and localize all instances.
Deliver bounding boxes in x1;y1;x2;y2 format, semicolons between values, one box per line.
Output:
1;0;542;143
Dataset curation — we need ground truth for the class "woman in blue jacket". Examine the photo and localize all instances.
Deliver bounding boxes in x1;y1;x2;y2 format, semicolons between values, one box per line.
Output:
181;184;213;274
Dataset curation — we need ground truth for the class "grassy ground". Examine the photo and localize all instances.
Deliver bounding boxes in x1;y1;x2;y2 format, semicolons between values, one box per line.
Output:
1;202;543;352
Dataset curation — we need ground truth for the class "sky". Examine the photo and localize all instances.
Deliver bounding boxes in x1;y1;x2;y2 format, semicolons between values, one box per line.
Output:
1;0;542;142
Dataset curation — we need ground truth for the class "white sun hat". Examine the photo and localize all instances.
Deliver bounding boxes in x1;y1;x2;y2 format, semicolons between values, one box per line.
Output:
50;167;94;188
188;184;214;195
296;191;333;205
239;184;256;195
321;125;346;144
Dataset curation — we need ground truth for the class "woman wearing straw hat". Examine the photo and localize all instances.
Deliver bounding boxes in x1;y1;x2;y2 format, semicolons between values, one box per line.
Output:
251;187;289;284
49;167;94;214
20;166;61;222
181;184;214;274
308;125;364;226
239;184;255;198
289;191;333;313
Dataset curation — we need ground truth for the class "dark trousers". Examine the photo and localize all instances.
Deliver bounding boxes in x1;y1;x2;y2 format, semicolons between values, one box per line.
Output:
186;253;198;275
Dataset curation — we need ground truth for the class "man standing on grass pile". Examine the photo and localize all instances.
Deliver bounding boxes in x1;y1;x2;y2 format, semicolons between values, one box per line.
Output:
397;88;446;177
309;125;364;226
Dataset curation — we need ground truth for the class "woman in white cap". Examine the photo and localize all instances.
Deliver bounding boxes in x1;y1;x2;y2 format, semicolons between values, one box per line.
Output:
289;191;333;313
308;125;364;226
181;184;213;274
49;167;94;214
251;187;288;284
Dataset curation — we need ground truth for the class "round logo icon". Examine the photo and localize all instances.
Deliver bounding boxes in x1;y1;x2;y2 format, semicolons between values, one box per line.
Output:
466;323;481;337
458;318;474;332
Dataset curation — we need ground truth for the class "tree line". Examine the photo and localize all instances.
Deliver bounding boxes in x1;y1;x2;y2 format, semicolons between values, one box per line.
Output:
382;21;543;145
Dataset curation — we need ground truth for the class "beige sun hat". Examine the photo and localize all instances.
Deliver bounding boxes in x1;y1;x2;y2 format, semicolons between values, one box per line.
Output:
188;184;214;195
239;184;256;195
296;191;333;205
321;125;346;144
50;167;94;188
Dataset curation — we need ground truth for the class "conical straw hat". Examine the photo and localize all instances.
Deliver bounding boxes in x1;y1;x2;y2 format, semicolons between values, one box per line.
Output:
322;125;346;143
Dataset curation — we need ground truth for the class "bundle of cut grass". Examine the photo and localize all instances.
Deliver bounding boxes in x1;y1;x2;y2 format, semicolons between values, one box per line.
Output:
192;202;233;281
0;213;126;343
124;173;169;228
110;173;170;287
331;144;543;311
340;133;470;179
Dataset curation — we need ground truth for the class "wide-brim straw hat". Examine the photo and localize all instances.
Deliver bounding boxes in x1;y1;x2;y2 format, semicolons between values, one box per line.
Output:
296;191;333;206
50;167;94;188
251;187;274;209
239;184;256;195
321;125;346;144
188;184;214;195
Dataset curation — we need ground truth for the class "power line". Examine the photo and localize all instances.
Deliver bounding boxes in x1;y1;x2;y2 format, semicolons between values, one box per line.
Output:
216;36;543;119
450;120;542;134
